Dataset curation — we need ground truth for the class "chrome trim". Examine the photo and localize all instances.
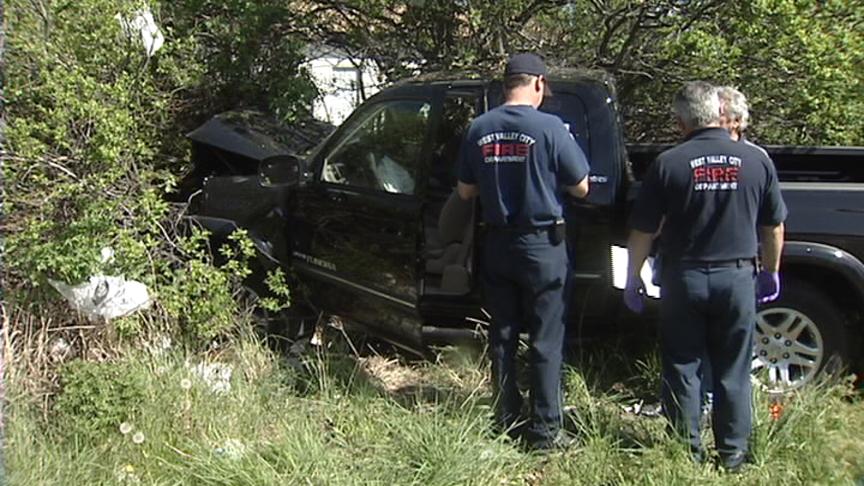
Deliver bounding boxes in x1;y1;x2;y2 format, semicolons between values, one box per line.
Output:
293;260;416;309
780;182;864;191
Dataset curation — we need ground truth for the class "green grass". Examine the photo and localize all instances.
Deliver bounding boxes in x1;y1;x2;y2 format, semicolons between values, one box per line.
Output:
5;332;864;485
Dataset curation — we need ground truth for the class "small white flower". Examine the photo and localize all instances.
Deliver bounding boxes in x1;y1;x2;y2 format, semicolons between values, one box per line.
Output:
180;378;192;390
132;431;145;444
215;439;246;460
119;422;133;435
115;463;140;483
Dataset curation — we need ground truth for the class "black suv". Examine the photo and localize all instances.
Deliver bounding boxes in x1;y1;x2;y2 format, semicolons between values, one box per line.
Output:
182;71;864;392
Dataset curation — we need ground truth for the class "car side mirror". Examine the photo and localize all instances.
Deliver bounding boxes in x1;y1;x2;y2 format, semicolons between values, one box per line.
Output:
260;154;304;187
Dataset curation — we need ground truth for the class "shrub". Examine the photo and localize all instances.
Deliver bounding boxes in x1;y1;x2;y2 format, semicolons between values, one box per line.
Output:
4;0;315;345
159;229;256;340
53;359;147;440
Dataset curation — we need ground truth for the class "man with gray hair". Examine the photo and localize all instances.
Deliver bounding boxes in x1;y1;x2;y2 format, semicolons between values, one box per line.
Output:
623;81;787;471
719;86;774;162
718;86;749;142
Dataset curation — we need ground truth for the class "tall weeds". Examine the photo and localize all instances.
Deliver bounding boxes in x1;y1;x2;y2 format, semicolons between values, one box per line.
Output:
4;323;862;485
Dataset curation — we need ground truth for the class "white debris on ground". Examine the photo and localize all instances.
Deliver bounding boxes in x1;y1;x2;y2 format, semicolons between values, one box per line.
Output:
100;247;115;264
621;400;663;418
48;337;72;362
188;362;233;394
50;275;151;321
622;401;643;415
49;247;152;321
116;7;165;57
214;439;246;460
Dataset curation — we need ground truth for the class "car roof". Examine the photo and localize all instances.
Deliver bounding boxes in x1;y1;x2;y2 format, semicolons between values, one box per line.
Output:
380;67;616;99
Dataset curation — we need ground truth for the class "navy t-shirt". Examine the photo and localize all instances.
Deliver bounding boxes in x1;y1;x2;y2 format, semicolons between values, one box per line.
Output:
457;104;590;227
629;127;787;261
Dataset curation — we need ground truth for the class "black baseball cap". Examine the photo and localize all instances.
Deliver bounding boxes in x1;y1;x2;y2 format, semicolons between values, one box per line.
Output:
505;53;547;77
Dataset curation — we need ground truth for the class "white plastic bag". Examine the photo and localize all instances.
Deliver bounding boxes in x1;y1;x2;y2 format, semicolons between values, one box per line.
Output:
116;7;165;57
50;274;151;322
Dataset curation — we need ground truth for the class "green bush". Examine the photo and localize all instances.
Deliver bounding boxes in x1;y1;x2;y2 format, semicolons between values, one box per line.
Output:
4;0;315;344
53;359;147;441
162;1;318;123
159;229;256;340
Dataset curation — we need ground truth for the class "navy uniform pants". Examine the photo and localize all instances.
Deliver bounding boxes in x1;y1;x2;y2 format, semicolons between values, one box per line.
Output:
483;227;568;442
659;260;755;456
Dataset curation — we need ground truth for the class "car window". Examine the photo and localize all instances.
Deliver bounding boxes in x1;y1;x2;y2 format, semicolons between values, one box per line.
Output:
422;91;482;294
428;93;480;195
488;83;591;159
539;91;590;159
321;100;432;195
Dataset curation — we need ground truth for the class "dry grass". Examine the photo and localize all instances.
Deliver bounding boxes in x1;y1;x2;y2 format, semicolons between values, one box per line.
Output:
361;355;427;392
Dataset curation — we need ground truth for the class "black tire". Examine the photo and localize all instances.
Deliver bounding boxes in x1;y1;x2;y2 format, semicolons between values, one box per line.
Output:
752;277;850;392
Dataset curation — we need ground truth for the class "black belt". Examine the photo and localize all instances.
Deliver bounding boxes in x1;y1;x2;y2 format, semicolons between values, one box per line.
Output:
677;258;755;268
485;221;564;233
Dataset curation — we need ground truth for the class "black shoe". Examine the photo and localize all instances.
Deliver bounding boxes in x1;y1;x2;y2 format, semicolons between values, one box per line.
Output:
505;422;528;442
719;451;749;473
527;430;578;453
491;418;528;443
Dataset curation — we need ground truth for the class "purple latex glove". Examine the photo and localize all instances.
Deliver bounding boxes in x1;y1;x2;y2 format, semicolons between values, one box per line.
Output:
624;276;646;313
756;271;781;304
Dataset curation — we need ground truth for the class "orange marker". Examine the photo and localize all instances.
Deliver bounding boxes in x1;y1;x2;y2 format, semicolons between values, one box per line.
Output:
769;401;784;421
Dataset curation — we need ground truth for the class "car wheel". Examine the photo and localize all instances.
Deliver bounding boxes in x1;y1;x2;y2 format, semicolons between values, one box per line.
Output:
751;278;850;393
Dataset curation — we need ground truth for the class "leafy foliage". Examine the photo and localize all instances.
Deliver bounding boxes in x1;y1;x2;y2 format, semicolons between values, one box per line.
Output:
5;0;174;286
590;0;864;144
161;0;318;123
260;269;292;313
4;0;312;343
53;359;146;441
296;0;863;145
159;229;256;340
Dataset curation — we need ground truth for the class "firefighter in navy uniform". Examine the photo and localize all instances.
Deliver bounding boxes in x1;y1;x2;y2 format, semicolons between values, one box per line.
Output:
624;81;786;471
456;53;590;450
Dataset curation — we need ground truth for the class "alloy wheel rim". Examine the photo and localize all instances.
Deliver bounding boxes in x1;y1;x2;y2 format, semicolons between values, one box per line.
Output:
751;307;824;393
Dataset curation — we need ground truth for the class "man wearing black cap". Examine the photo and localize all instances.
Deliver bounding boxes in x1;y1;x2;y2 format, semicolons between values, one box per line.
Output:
456;53;590;450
